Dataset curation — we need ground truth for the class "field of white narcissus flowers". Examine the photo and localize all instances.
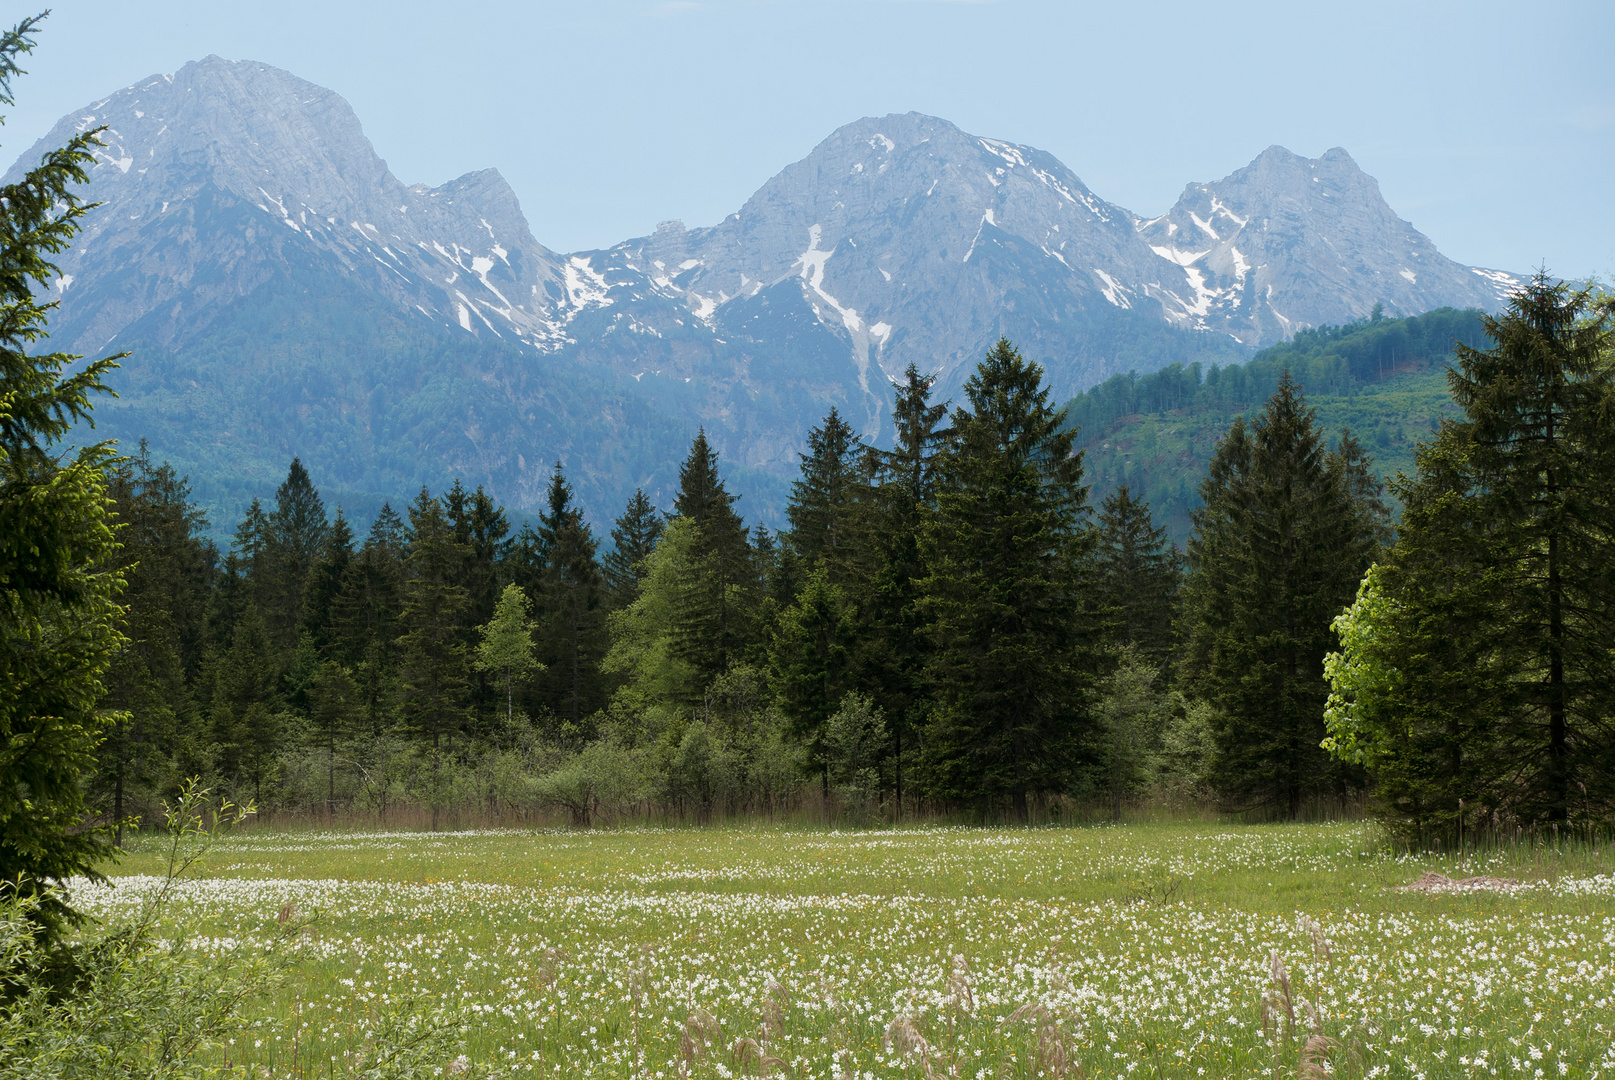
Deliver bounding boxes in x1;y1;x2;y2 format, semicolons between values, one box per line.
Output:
81;824;1615;1079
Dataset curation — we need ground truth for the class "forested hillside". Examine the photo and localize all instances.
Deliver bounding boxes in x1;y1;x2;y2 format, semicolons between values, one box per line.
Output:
1069;307;1490;540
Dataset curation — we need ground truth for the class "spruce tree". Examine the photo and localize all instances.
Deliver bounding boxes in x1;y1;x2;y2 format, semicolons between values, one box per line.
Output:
440;480;511;632
674;428;733;524
1182;371;1378;815
229;498;272;610
0;14;130;927
1325;275;1615;828
918;340;1097;815
397;489;472;828
266;458;328;650
301;507;354;652
533;463;607;729
771;567;858;788
307;661;361;817
1446;275;1615;821
859;365;948;812
99;446;215;840
330;509;407;738
1095;486;1180;665
786;407;863;578
670;431;756;687
206;605;283;806
603;488;664;607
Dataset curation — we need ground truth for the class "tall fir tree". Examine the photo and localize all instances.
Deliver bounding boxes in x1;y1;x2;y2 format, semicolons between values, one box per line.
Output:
771;567;858;789
301;507;354;653
785;407;863;580
603;488;664;608
205;604;283;806
857;365;949;811
0;13;130;928
918;340;1098;815
397;489;472;828
670;431;756;689
307;661;362;817
1094;486;1180;665
533;463;608;729
1182;371;1379;816
99;446;216;840
330;508;407;737
265;458;328;651
1324;275;1615;828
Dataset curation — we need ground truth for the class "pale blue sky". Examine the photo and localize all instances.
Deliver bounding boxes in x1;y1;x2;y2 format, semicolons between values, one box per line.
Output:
4;0;1611;278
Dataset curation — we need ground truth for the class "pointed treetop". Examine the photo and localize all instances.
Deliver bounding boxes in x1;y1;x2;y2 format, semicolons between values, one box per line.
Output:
603;488;664;601
674;428;739;525
271;457;329;567
366;502;406;558
326;506;355;556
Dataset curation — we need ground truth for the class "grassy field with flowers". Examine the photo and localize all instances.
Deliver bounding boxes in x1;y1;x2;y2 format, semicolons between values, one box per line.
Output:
78;823;1615;1080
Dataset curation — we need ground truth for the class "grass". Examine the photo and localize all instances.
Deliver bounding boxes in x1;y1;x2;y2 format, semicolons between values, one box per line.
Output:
79;822;1615;1079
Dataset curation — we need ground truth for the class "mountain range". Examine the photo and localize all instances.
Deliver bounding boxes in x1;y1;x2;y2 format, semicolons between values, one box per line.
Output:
5;56;1519;532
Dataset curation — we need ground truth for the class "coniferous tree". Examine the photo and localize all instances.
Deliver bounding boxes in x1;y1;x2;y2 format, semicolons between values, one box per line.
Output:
603;489;663;607
1182;371;1379;815
302;508;354;653
206;605;283;805
0;14;131;926
397;489;472;828
533;463;608;729
99;446;216;840
307;661;361;817
786;407;863;579
1325;276;1615;828
228;498;272;611
670;431;756;688
674;428;731;524
918;340;1098;815
1095;486;1180;665
265;458;328;650
771;567;858;789
464;485;513;628
858;365;949;811
331;508;407;738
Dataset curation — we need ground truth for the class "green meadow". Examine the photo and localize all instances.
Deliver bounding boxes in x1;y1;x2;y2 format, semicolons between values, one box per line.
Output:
84;823;1615;1080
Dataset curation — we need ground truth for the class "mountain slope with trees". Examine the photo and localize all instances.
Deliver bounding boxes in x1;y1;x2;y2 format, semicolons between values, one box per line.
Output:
1068;306;1493;541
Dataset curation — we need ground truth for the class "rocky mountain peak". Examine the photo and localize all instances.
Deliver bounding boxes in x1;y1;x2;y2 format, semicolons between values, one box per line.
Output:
1138;144;1518;344
4;56;566;356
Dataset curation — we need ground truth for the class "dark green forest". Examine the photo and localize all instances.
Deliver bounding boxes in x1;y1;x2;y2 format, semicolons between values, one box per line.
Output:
72;276;1615;836
4;5;1613;869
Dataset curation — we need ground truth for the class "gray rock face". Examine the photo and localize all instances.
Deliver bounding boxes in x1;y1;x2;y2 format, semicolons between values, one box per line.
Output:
602;113;1204;424
2;58;1523;526
1137;146;1519;344
5;56;569;357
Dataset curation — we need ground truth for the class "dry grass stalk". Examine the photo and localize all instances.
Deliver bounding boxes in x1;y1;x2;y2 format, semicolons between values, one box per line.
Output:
1260;949;1297;1040
1297;1034;1337;1080
680;1006;726;1075
534;945;567;989
760;976;789;1043
943;954;976;1016
999;1002;1087;1080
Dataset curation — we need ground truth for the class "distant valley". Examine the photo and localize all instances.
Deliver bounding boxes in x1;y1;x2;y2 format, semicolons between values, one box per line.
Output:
6;56;1518;533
